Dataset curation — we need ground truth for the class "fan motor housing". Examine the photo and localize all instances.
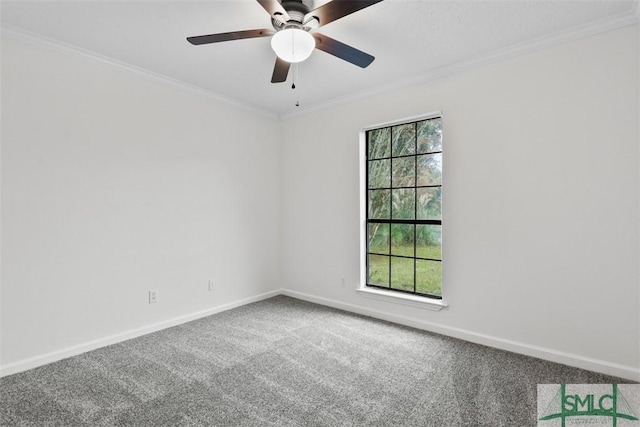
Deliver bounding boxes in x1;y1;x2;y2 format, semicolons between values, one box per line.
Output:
272;0;311;29
282;0;309;17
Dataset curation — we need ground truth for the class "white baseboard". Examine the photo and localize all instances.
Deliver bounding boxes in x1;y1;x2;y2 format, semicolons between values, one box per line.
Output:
3;288;638;382
280;289;640;382
0;290;280;378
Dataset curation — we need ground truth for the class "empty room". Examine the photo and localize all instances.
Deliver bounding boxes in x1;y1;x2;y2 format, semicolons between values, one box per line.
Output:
1;0;639;425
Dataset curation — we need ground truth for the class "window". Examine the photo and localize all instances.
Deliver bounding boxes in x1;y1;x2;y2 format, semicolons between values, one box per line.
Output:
365;115;442;299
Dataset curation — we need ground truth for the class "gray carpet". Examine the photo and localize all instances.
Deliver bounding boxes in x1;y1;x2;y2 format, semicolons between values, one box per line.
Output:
0;295;633;426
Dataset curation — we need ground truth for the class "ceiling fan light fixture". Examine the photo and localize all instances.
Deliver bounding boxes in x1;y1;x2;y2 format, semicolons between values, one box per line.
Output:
271;28;315;63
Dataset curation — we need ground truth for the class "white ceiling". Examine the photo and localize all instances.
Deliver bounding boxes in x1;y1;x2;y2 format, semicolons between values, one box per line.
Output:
1;0;637;117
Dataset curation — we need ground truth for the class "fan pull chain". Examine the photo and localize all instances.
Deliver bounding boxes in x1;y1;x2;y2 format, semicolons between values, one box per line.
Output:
292;63;300;107
291;63;297;89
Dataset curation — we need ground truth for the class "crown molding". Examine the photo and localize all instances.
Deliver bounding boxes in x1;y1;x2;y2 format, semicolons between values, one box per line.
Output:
281;9;638;121
2;5;636;124
1;26;278;121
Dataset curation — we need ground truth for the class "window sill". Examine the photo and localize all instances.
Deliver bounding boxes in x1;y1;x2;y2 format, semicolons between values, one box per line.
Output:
356;287;448;311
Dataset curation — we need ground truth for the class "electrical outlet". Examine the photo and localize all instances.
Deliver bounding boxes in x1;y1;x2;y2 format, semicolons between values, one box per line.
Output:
148;289;158;304
208;280;215;291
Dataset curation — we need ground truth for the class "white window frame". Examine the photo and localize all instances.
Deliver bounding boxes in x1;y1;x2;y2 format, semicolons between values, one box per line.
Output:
358;111;448;311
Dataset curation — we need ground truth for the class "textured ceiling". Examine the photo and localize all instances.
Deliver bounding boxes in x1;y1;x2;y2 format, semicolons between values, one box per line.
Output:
1;0;637;117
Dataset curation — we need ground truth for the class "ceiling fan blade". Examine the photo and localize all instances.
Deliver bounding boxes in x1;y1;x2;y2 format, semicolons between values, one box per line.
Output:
271;57;291;83
187;29;274;45
305;0;384;28
312;33;374;68
256;0;290;22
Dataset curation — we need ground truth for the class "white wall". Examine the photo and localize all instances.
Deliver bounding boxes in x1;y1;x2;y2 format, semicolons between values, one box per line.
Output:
636;13;640;380
2;24;639;381
1;36;281;370
638;16;640;382
280;25;640;379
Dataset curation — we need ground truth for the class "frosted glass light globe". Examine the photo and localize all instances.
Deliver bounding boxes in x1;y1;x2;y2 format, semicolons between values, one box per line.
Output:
271;28;315;63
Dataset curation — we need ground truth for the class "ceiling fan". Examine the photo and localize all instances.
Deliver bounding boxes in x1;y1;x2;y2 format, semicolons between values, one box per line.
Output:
187;0;384;83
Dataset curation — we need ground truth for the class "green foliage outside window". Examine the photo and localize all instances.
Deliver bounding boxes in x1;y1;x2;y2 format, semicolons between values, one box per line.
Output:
366;117;442;297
